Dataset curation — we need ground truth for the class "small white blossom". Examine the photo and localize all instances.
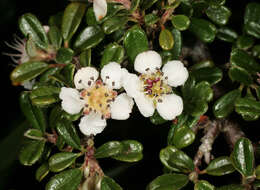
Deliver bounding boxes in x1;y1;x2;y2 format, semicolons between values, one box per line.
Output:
59;62;134;136
93;0;107;21
123;50;188;120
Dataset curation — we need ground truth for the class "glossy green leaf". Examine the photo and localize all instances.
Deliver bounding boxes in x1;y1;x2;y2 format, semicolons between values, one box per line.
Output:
49;11;63;28
144;13;159;26
74;25;104;52
228;67;253;85
195;180;215;190
24;129;44;141
235;97;260;120
62;111;82;122
49;152;79;172
171;15;190;31
160;145;194;173
25;35;38;57
10;61;48;84
61;63;76;87
30;86;60;106
19;13;48;50
217;27;238;43
209;0;225;7
150;110;167;125
102;16;127;34
171;28;182;59
244;3;260;39
147;173;189;190
190;60;214;71
56;48;74;64
61;2;86;41
236;35;254;50
130;0;140;13
213;89;241;118
36;162;49;182
124;25;149;63
189;18;217;43
142;0;158;10
20;92;47;132
100;43;125;68
45;168;82;190
230;137;254;177
19;139;45;166
253;180;260;188
206;6;231;25
159;29;174;50
172;125;195;149
56;119;81;150
191;67;223;85
255;165;260;179
95;141;123;159
39;67;61;83
252;45;260;59
48;26;62;49
79;49;92;67
217;184;245;190
230;48;260;74
205;156;235;176
101;176;122;190
49;105;64;129
112;140;143;162
192;1;208;17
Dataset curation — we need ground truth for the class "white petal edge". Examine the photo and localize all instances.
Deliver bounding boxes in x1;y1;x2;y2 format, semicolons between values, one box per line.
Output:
74;67;99;90
93;0;107;21
79;113;107;136
162;60;189;87
59;87;85;115
156;94;183;120
110;93;134;120
101;62;123;89
135;93;155;117
134;50;162;74
122;71;142;98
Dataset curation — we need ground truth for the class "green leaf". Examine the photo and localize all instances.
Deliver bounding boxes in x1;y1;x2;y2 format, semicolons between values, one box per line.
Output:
56;119;81;150
236;35;254;50
171;28;182;59
195;180;215;190
172;125;195;149
74;25;104;52
191;67;223;85
10;61;48;84
244;3;260;39
253;180;260;188
102;16;127;34
45;168;83;190
20;92;47;132
150;110;168;125
206;6;231;25
61;2;86;41
49;152;79;172
49;105;64;129
95;141;123;159
144;13;159;26
213;89;241;118
252;45;260;59
205;156;235;176
147;173;189;190
130;0;140;13
230;137;254;178
49;11;63;28
171;15;190;31
61;63;76;87
245;21;260;39
230;48;260;74
112;140;143;162
189;18;217;43
79;49;92;67
39;67;61;83
217;184;245;190
209;0;225;7
56;48;74;64
101;176;122;190
24;129;44;140
19;139;45;166
159;29;174;50
228;67;253;85
190;60;214;71
36;162;49;182
124;25;149;63
19;13;48;50
160;145;194;173
235;98;260;120
30;86;60;106
100;43;125;68
142;0;158;10
255;165;260;179
217;27;238;43
48;26;62;49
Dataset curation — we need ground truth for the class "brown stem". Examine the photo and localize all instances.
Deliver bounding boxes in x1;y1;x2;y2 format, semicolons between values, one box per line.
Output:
160;8;174;26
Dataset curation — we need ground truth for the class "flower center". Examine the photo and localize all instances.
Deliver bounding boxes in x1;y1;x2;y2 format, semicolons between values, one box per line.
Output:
140;70;172;103
80;80;117;119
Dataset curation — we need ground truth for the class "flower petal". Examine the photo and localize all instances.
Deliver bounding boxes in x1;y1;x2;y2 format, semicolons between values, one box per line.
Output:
156;94;183;120
135;93;155;117
122;71;142;98
93;0;107;21
59;87;85;114
110;93;134;120
79;113;107;136
134;50;162;74
101;62;123;89
74;67;99;89
162;60;189;87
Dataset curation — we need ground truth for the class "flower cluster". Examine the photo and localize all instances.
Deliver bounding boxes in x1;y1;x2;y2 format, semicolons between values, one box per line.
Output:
60;51;188;136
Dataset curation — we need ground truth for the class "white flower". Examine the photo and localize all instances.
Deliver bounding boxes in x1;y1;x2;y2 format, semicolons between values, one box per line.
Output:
59;62;134;136
93;0;107;21
123;50;188;120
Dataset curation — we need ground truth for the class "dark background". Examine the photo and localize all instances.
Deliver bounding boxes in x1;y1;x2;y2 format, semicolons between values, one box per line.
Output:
0;0;259;189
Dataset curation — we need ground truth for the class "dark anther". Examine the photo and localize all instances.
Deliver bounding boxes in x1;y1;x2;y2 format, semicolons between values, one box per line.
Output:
79;80;82;83
88;81;92;86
